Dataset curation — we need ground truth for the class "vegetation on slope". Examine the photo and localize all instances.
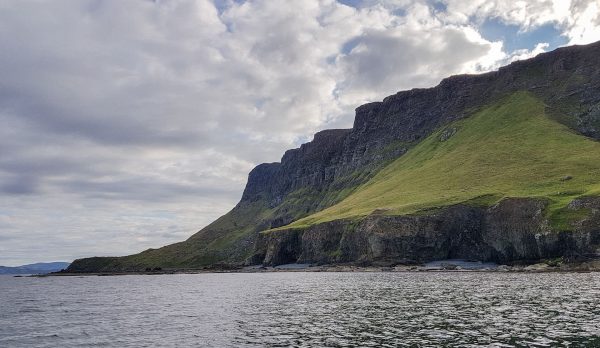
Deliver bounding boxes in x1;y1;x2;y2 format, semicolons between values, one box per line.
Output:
285;92;600;229
69;171;378;270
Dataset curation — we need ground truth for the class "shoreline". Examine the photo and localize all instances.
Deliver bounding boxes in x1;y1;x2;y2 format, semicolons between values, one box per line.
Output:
30;259;600;277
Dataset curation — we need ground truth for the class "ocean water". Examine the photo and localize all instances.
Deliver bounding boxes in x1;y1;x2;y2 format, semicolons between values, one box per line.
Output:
1;272;599;347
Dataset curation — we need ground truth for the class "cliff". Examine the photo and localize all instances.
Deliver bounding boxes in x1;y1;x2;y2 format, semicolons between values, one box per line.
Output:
68;41;600;272
253;197;600;267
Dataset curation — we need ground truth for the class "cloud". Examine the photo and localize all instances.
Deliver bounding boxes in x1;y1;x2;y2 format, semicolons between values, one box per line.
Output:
0;174;38;195
0;0;598;265
334;3;504;105
443;0;600;44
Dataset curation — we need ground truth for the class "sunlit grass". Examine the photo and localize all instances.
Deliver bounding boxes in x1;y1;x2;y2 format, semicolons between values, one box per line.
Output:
285;92;600;229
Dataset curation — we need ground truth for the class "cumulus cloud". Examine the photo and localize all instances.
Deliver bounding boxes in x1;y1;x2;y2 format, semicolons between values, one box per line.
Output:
334;3;504;105
0;0;598;265
443;0;600;44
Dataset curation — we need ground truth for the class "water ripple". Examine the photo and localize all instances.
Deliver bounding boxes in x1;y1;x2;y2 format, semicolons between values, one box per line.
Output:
0;272;599;347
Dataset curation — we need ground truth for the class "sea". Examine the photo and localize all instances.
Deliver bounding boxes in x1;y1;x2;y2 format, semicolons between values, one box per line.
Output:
1;272;599;347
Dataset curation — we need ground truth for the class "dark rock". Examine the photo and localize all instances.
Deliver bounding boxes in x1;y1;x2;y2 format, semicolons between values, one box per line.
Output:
253;198;600;266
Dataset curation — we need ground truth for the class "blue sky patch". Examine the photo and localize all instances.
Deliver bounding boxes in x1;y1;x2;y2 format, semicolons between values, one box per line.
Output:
337;0;364;8
430;0;447;13
479;17;568;52
213;0;246;15
341;36;362;54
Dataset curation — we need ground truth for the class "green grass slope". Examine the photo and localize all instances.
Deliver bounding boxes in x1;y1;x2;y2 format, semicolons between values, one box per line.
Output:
286;92;600;229
67;200;277;271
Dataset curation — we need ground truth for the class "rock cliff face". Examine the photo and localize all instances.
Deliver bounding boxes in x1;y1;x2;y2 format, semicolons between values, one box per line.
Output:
236;40;600;230
68;41;600;272
252;198;600;266
238;41;600;267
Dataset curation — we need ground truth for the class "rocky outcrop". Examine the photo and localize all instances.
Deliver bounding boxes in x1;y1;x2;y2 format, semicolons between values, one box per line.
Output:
252;198;600;266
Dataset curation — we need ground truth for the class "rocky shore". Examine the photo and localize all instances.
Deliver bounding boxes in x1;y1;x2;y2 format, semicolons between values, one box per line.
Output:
39;258;600;277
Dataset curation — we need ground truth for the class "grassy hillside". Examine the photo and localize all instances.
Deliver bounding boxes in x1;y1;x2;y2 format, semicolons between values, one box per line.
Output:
70;90;600;271
285;92;600;229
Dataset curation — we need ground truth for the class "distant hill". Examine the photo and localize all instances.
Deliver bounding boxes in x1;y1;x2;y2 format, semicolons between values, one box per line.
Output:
0;262;71;275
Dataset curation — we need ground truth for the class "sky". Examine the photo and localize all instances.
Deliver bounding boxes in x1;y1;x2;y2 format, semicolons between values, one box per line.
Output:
1;0;599;266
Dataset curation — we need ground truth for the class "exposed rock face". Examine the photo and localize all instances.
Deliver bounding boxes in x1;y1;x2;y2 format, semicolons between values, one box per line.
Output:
252;198;600;266
241;129;352;206
238;41;600;229
68;41;600;272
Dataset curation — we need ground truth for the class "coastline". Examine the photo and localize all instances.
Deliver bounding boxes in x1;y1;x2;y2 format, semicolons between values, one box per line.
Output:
32;259;600;277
